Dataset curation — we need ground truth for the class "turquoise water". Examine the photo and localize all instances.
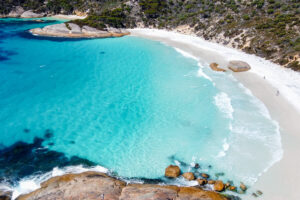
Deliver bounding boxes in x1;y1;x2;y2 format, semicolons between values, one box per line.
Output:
0;19;282;189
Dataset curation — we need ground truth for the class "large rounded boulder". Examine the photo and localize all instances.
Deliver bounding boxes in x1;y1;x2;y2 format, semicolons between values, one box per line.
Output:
214;180;225;192
182;172;195;180
165;165;181;178
228;60;251;72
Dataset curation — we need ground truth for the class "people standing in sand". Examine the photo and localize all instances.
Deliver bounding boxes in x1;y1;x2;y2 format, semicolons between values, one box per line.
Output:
276;90;280;96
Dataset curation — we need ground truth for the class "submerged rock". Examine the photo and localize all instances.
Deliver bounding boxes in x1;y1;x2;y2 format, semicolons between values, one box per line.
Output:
240;182;247;191
30;23;130;38
16;171;229;200
256;190;263;195
165;165;181;178
215;172;225;177
23;128;30;133
33;19;44;23
0;137;95;182
182;172;195;180
201;173;210;179
44;129;54;138
228;61;251;72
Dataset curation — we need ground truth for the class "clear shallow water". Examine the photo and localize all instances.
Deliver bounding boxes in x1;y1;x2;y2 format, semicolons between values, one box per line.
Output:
0;19;282;191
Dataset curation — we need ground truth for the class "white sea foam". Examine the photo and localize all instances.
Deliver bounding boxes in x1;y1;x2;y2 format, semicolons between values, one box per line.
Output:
162;28;283;185
153;28;284;185
130;28;300;112
217;139;230;158
214;92;234;119
173;47;214;83
10;165;108;200
197;68;213;82
174;48;198;61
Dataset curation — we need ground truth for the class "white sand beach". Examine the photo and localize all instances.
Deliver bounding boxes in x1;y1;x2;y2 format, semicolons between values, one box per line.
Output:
50;14;87;20
129;28;300;200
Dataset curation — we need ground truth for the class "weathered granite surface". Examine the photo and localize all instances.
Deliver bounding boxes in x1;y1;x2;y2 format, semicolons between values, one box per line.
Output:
7;6;24;18
16;171;229;200
1;7;44;18
30;23;130;38
228;61;251;72
20;10;44;18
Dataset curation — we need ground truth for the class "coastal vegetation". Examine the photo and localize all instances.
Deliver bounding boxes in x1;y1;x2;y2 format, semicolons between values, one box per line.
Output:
1;0;299;70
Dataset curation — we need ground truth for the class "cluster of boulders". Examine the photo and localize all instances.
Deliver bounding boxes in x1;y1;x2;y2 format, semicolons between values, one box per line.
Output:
2;6;45;18
209;61;251;72
30;23;130;38
165;165;248;194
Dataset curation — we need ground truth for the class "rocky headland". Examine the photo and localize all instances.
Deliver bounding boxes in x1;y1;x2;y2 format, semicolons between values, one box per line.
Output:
30;23;130;38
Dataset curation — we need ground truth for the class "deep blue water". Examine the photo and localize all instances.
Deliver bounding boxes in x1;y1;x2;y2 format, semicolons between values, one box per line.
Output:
0;18;282;190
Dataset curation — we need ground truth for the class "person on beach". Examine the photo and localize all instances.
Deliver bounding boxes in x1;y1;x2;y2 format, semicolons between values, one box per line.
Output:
276;90;280;96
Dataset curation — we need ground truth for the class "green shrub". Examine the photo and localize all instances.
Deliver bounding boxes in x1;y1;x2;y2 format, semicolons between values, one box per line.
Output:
242;14;250;20
267;8;274;14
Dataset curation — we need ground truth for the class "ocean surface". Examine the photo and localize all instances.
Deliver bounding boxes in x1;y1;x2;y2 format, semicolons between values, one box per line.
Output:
0;18;282;197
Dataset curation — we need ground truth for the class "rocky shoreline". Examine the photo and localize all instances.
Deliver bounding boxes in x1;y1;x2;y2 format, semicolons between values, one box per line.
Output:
7;171;230;200
0;164;266;200
30;23;130;38
0;6;129;39
0;6;44;18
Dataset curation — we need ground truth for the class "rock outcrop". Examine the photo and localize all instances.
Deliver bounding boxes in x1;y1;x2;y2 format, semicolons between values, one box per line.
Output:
214;180;225;192
7;6;24;18
209;63;226;72
197;179;208;186
227;61;251;72
30;23;130;38
20;10;44;18
240;182;247;191
165;165;181;178
16;171;229;200
0;189;12;200
182;172;195;180
201;173;210;179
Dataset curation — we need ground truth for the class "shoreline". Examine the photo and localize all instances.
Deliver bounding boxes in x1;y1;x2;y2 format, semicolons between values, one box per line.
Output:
0;14;86;20
15;171;229;200
129;28;300;200
49;14;87;20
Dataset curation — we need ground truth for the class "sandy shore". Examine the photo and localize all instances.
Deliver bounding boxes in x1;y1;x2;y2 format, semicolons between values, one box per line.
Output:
129;28;300;199
50;14;87;20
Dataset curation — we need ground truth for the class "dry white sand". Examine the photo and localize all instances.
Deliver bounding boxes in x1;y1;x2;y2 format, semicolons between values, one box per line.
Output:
129;28;300;200
50;14;87;20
